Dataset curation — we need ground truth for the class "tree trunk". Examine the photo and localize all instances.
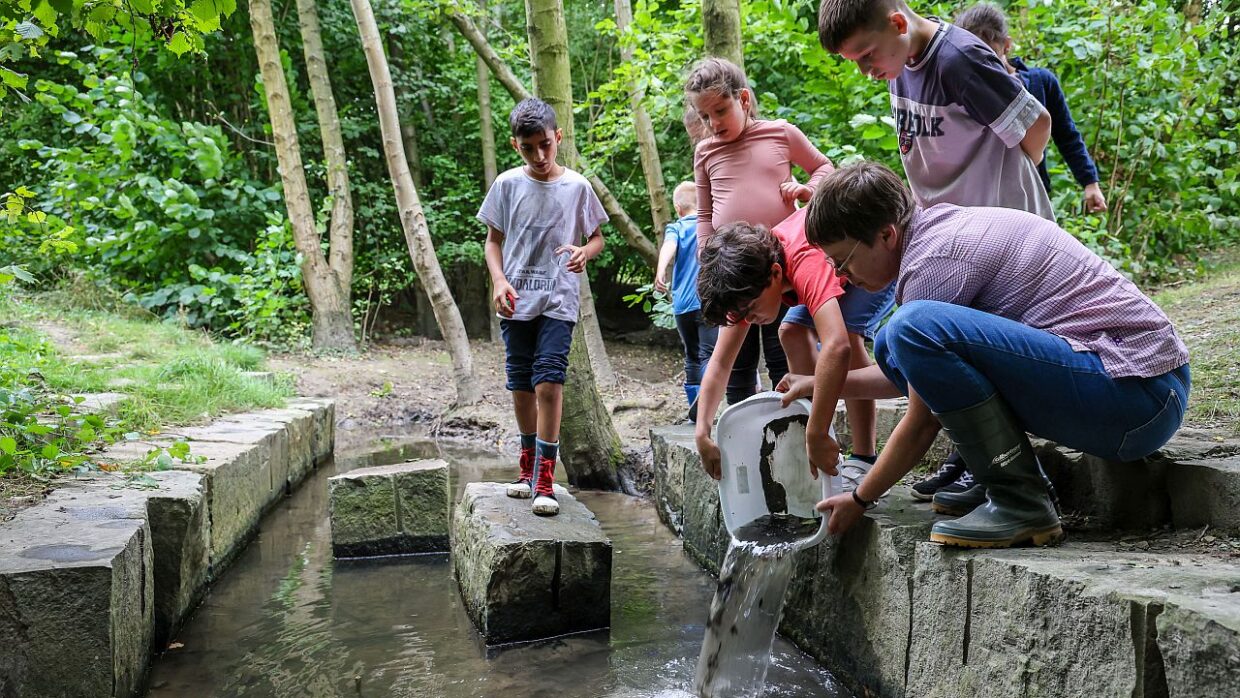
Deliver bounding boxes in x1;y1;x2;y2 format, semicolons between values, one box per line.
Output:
447;6;659;267
702;0;744;70
296;0;355;294
350;0;482;405
578;274;615;387
524;0;624;488
249;0;357;352
387;36;426;190
524;0;615;386
477;0;501;343
615;0;671;235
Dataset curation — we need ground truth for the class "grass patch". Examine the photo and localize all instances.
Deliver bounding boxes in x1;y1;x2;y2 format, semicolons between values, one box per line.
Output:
4;292;294;433
1154;262;1240;433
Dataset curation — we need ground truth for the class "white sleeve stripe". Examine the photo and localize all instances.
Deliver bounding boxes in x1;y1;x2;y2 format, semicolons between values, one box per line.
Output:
989;89;1043;148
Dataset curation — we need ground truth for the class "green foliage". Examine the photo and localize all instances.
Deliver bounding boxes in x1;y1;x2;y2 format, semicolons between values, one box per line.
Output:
623;282;676;329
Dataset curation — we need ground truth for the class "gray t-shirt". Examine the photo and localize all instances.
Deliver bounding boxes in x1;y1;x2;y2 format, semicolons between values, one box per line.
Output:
891;21;1055;221
477;166;607;322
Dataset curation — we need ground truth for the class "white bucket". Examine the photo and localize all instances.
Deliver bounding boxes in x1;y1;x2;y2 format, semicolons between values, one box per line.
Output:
715;391;842;549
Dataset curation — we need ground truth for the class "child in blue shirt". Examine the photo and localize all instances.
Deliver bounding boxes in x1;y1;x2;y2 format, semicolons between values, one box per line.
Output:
956;2;1107;212
655;181;716;421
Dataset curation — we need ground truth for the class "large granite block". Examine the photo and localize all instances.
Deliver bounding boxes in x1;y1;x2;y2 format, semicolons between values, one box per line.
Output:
329;459;450;557
780;488;936;698
908;544;1240;698
680;449;729;575
0;499;153;697
452;482;612;645
650;425;694;534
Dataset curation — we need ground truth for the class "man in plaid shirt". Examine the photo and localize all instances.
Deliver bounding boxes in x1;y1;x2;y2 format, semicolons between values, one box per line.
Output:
796;162;1190;549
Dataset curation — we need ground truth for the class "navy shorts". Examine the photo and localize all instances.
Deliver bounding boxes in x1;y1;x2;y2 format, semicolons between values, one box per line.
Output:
500;316;576;392
782;281;897;340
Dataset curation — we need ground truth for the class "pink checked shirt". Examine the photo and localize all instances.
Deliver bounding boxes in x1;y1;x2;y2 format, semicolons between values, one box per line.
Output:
897;204;1189;379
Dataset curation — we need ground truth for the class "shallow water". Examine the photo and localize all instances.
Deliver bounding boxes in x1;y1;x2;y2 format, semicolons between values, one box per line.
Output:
145;434;847;698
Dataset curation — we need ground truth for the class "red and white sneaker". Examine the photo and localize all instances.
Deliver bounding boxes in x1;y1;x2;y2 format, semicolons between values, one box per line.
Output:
531;455;559;516
506;446;535;499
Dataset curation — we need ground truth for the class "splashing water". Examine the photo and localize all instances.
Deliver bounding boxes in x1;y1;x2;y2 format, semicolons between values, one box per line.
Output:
693;514;817;697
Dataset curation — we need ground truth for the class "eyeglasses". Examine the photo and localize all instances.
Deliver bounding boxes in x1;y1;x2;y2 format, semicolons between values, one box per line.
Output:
831;239;863;275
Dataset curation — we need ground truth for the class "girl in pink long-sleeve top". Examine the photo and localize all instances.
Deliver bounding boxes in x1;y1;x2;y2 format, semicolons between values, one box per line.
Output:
684;57;835;403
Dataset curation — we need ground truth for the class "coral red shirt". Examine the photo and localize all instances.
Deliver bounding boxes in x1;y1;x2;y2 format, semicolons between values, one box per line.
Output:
772;208;846;319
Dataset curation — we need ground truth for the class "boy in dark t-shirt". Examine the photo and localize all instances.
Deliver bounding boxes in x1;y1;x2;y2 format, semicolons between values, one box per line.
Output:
817;0;1054;221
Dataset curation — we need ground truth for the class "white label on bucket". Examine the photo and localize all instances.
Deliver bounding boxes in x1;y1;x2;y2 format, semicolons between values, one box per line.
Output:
735;466;750;494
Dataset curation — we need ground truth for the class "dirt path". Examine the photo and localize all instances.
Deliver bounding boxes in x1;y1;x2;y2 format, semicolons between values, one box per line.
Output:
268;338;689;458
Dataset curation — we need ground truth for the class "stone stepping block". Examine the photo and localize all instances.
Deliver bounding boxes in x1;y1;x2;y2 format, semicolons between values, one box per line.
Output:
328;460;450;557
908;543;1240;698
452;482;612;645
0;481;153;697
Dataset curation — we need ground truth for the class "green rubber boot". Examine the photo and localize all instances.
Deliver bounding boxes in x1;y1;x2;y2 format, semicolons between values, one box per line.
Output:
929;395;1064;549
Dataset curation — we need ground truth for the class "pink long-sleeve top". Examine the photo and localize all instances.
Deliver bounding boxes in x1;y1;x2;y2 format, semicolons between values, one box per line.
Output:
693;118;834;249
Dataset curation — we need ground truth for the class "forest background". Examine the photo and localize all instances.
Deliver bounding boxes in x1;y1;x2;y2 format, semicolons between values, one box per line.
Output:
3;0;1236;349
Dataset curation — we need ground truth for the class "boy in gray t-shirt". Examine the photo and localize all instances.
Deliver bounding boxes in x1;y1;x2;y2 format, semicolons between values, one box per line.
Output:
477;98;607;517
818;0;1054;222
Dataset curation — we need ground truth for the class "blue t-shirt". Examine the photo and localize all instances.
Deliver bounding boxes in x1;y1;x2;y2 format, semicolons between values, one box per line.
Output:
666;214;700;315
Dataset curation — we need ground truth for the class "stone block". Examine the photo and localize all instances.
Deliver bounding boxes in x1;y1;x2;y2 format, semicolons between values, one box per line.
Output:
780;488;936;698
907;543;1240;698
1167;455;1240;532
329;460;450;557
650;425;694;534
680;448;728;575
174;439;273;568
0;497;152;697
288;397;335;464
452;482;612;645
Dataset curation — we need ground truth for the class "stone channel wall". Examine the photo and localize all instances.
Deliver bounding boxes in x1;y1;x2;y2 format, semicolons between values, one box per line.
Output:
0;397;334;698
651;404;1240;698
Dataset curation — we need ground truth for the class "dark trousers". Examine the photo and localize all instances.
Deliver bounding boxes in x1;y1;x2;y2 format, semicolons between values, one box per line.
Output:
718;305;789;404
674;310;714;386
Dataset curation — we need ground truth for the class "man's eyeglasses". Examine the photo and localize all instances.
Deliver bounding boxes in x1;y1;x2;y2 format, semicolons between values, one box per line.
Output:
831;239;863;275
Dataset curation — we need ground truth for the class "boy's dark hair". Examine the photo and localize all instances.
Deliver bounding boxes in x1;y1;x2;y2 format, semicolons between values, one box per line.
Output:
955;3;1009;46
509;98;557;138
817;0;902;53
805;161;914;246
698;221;785;327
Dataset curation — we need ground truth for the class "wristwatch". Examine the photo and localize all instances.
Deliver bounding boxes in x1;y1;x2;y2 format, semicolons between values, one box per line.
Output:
852;490;879;511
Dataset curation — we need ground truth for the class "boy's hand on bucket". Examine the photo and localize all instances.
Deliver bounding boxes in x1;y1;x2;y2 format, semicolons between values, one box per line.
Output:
696;434;723;480
816;492;865;536
775;373;814;406
805;430;840;480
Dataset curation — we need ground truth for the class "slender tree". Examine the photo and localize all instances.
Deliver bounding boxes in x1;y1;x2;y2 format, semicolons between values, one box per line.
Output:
350;0;482;405
447;5;659;267
703;0;744;69
387;35;426;190
249;0;357;352
524;0;624;488
477;0;502;343
615;0;671;235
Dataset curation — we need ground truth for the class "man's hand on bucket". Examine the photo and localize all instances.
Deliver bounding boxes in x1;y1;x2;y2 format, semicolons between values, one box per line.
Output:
816;492;865;536
696;434;723;480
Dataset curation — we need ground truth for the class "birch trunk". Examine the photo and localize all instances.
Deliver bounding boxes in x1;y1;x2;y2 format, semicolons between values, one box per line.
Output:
477;0;501;342
350;0;482;405
615;0;671;235
524;0;623;488
249;0;357;351
703;0;744;70
447;6;659;267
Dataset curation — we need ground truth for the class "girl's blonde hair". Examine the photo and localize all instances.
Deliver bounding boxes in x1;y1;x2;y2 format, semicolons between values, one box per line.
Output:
684;57;759;118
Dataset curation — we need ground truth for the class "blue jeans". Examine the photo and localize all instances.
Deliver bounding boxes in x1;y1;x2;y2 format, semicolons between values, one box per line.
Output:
783;281;897;340
674;310;715;386
874;301;1190;462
